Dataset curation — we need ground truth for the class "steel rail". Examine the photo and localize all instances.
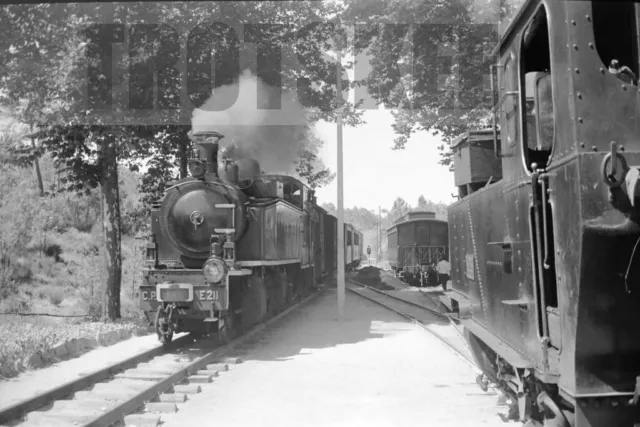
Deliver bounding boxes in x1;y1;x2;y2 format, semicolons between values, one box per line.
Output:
0;333;194;425
349;279;450;320
1;289;323;427
346;280;480;374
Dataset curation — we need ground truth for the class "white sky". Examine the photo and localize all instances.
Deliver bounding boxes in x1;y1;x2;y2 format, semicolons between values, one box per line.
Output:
311;40;457;211
313;111;456;211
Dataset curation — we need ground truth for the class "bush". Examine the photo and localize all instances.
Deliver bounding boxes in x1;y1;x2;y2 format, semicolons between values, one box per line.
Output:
10;261;32;283
0;128;147;324
46;288;64;306
0;315;143;379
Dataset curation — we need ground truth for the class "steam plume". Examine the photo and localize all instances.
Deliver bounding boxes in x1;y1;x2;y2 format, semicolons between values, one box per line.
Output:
191;70;310;175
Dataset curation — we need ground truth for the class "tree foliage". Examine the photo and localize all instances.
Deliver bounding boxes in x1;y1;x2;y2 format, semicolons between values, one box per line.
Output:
321;194;449;259
0;2;364;319
343;0;526;169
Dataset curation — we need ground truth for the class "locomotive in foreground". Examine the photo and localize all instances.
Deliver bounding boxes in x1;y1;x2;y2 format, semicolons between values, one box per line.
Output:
387;211;448;286
439;1;640;426
139;131;362;343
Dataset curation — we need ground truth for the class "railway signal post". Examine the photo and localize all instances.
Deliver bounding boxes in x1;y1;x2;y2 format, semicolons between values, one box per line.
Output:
335;35;345;320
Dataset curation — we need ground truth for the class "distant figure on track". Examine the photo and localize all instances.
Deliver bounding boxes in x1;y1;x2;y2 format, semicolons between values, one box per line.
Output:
437;257;450;290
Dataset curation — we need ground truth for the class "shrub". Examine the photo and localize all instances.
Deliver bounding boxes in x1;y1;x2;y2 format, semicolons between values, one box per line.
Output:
43;244;63;262
10;261;32;283
44;288;64;306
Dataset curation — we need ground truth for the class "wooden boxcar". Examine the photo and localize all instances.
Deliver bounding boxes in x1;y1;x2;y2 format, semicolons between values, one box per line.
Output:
387;211;448;285
323;213;337;274
312;205;326;283
344;223;363;270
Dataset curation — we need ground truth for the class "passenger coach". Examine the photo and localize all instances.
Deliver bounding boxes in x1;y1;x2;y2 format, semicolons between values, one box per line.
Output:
387;211;448;286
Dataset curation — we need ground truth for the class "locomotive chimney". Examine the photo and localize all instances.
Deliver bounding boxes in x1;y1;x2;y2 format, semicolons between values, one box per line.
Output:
188;131;224;180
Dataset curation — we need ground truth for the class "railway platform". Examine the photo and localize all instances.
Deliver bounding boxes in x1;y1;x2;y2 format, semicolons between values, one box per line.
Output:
158;289;509;427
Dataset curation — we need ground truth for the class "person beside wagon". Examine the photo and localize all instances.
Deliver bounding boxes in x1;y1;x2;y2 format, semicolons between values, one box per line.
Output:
437;257;450;290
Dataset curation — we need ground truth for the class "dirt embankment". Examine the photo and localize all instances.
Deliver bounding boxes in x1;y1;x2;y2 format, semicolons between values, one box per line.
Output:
353;267;395;291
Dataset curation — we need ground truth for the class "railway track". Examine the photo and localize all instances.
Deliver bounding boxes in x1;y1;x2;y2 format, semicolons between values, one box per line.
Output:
0;290;322;427
346;280;480;374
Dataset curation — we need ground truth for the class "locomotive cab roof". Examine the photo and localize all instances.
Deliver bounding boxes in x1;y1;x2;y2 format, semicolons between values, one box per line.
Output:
490;0;537;58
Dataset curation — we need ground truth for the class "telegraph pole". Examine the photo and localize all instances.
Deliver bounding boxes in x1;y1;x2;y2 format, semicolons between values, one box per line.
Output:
335;36;345;320
378;206;381;261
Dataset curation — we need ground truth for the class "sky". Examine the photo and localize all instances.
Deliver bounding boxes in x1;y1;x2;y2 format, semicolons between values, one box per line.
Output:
310;37;457;212
313;111;456;211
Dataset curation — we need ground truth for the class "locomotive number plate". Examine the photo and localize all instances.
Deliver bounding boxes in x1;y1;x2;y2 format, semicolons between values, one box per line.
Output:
156;283;194;302
141;290;156;301
160;288;190;302
197;290;219;301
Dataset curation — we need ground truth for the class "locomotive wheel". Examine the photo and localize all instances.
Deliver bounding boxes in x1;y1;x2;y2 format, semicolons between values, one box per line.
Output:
155;306;174;345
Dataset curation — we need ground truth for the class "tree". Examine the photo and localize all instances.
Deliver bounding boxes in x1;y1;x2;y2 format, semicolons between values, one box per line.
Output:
294;132;336;189
342;0;526;169
413;197;448;220
125;1;362;198
417;195;427;209
1;2;366;319
321;202;336;213
388;197;410;223
296;150;335;190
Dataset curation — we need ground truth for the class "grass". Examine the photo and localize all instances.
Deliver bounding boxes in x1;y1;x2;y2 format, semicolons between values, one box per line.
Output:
0;227;150;379
0;129;150;380
0;314;144;379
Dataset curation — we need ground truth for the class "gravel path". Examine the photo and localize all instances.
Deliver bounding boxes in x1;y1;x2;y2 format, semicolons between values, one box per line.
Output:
159;289;510;427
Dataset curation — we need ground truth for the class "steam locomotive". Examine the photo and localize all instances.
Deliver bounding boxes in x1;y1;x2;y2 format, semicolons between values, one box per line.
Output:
139;131;363;344
438;1;640;426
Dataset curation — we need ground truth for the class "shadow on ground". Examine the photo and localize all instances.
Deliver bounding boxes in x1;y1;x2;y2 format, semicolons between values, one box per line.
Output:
220;288;420;363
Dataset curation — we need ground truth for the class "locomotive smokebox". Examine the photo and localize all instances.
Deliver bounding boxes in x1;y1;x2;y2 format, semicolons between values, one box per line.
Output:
189;131;224;180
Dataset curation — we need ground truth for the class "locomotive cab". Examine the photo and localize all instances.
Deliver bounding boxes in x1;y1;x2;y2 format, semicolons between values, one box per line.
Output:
444;1;640;426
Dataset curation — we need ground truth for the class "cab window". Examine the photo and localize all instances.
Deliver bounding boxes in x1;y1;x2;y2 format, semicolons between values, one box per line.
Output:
592;1;638;86
521;5;555;171
500;54;519;148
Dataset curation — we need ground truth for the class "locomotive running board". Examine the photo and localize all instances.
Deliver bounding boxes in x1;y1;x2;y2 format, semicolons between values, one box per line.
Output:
439;290;471;319
461;319;533;369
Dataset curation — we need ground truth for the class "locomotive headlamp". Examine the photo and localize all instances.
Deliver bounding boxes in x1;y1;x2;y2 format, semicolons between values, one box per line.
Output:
203;257;227;284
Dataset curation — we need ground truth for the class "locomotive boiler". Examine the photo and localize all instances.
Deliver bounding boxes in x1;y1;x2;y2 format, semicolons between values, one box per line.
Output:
438;1;640;426
139;130;363;345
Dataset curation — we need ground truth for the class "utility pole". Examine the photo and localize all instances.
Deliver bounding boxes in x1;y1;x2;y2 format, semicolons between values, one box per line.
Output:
335;36;345;320
378;205;381;261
